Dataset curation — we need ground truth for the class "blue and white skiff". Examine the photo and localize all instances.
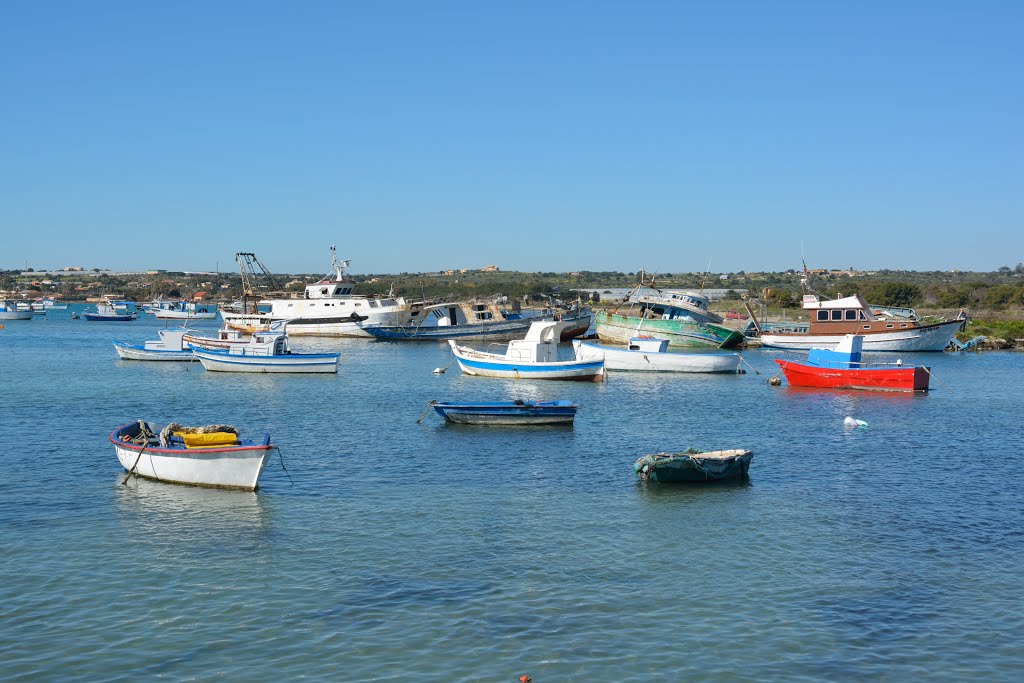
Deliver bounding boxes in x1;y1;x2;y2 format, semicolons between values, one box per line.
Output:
190;325;339;373
431;400;577;425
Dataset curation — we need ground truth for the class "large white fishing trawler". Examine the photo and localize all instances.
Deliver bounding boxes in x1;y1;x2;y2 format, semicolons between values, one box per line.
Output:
219;247;427;337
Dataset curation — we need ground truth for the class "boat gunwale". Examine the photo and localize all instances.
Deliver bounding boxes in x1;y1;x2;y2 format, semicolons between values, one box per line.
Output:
110;423;272;455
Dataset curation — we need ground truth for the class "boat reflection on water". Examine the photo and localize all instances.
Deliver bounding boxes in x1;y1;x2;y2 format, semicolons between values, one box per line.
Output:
114;475;273;538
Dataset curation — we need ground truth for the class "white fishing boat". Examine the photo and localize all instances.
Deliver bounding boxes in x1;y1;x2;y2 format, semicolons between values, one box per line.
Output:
0;300;33;320
145;298;217;320
219;246;427;337
755;294;966;351
111;420;274;490
83;303;138;321
572;337;743;373
40;297;69;311
190;324;339;373
113;329;194;361
448;321;605;381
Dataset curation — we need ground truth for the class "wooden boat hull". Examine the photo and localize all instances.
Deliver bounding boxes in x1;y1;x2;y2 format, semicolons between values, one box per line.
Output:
573;340;742;373
595;311;744;349
220;311;375;338
111;423;273;490
759;318;962;352
635;449;753;483
432;401;577;425
182;332;251;350
113;341;194;361
364;317;539;341
192;347;339;373
775;359;930;392
556;311;593;340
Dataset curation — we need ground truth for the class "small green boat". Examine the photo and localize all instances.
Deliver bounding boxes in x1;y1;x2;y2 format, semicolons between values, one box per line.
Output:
634;448;753;483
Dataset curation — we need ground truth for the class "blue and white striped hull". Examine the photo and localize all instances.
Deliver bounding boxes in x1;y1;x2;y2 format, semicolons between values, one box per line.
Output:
113;341;194;361
192;348;339;373
449;344;604;381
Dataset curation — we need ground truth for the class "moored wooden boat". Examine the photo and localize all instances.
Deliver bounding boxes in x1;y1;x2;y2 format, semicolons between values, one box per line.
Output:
756;294;965;351
111;420;274;490
635;448;753;483
595;310;744;349
431;400;577;425
113;329;194;361
572;337;742;373
449;321;605;381
190;325;339;373
774;334;930;392
182;328;251;350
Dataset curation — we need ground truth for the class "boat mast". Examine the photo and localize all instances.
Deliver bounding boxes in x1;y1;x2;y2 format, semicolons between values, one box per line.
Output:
235;252;283;313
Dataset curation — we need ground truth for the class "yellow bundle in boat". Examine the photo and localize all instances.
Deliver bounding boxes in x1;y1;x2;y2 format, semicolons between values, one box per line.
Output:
174;431;239;448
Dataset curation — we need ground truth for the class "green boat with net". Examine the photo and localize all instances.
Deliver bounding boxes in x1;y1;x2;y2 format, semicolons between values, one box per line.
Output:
635;448;753;483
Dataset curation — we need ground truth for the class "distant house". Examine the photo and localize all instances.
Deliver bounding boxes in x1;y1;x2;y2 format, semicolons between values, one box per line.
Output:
480;265;500;272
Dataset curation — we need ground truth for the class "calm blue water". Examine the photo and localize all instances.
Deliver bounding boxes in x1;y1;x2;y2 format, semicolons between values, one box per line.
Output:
2;307;1022;681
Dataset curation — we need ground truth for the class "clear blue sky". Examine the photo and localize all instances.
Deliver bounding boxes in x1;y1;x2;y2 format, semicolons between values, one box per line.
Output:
2;1;1021;274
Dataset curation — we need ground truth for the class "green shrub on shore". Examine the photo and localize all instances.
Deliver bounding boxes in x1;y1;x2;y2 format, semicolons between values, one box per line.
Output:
961;319;1024;342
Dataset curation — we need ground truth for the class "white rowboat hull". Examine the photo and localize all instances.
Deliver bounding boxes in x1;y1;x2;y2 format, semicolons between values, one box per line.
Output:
114;442;272;490
193;349;339;373
573;340;742;373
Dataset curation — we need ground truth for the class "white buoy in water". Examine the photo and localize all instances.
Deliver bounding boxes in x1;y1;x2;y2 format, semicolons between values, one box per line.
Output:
844;416;868;428
433;367;443;374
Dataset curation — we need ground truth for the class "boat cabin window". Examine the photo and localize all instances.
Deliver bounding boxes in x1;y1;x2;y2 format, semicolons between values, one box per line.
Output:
863;325;871;330
859;311;867;320
475;311;493;321
335;287;345;295
845;310;858;321
831;310;843;321
817;311;829;321
900;323;908;328
886;324;894;329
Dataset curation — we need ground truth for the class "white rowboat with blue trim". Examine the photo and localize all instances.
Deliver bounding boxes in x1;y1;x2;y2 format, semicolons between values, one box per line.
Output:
191;323;339;373
113;329;194;361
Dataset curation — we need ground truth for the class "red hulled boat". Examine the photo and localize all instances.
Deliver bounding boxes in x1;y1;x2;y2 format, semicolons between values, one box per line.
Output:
775;334;930;393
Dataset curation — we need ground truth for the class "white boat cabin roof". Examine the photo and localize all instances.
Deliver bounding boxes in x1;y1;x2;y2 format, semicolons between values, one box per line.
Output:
522;320;571;342
801;294;878;318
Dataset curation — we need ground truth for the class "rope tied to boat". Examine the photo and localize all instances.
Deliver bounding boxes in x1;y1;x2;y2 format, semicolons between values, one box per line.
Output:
415;400;437;424
274;446;294;485
123;420;156;485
